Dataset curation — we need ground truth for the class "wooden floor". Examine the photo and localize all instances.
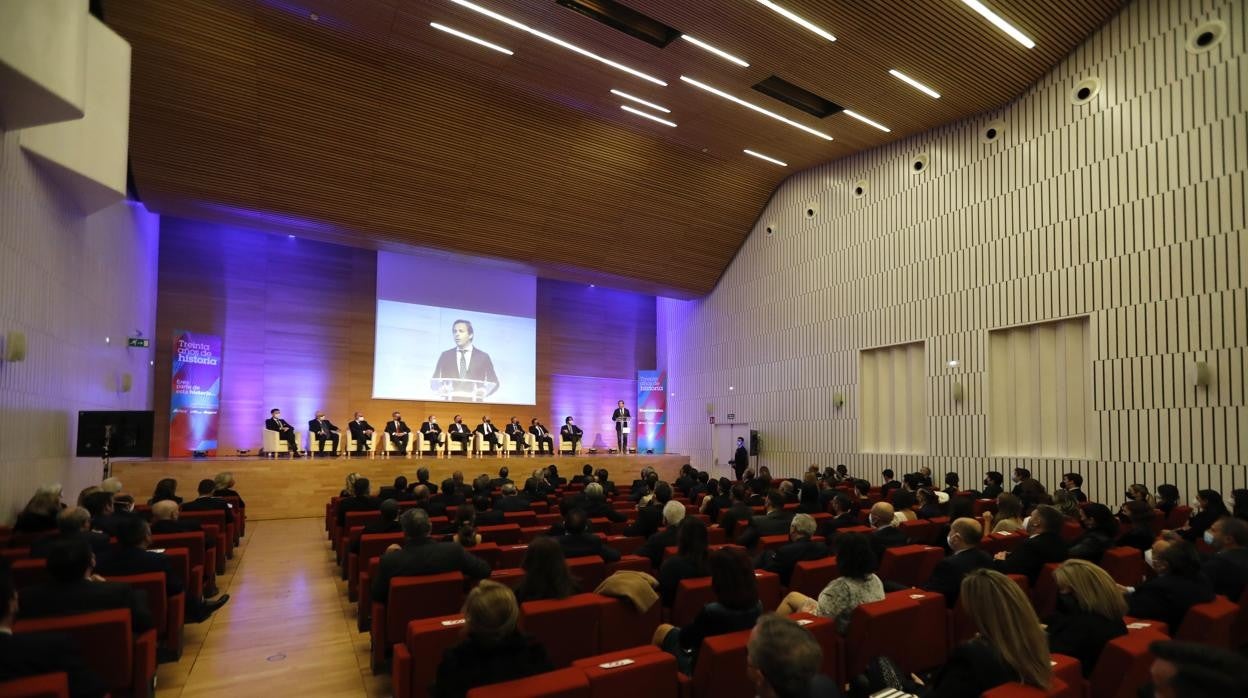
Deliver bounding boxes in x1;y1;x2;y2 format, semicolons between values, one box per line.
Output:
156;518;386;698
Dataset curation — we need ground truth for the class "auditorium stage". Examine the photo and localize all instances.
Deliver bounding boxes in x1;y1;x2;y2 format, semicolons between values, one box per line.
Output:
110;453;689;520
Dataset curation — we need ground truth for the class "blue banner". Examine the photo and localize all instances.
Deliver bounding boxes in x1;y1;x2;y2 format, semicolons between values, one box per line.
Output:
637;370;667;453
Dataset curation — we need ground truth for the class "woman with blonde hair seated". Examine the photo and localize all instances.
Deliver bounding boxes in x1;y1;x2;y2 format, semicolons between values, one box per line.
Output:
14;484;63;533
432;580;552;698
340;472;361;498
917;569;1051;696
982;493;1025;534
1046;559;1127;676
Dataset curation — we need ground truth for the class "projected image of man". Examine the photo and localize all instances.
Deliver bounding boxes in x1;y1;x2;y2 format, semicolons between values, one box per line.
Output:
431;319;499;400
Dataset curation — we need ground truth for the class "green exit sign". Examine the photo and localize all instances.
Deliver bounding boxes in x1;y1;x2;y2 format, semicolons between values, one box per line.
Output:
127;338;151;348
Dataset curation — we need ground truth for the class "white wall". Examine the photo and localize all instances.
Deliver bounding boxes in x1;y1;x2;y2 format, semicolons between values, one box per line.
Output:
0;129;159;522
660;0;1245;504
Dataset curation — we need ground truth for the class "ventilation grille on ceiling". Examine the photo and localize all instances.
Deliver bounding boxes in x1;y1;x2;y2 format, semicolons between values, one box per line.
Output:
751;76;843;118
555;0;681;48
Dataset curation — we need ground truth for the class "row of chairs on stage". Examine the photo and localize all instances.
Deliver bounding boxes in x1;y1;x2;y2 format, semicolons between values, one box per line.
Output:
262;429;588;459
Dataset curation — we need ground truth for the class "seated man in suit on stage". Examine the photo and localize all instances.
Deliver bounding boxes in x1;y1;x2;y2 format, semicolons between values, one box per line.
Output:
992;504;1069;583
529;418;553;454
447;415;472;453
370;508;491;603
419;415;443;455
475;416;502;455
350;499;403;555
265;408;302;456
96;515;229;622
495;483;531;513
347;412;376;456
737;491;796;551
560;416;583;455
336;477;380;527
505;417;529;455
384;411;411;455
430;319;500;399
308;411;341;457
638;501;687;569
923;517;992;607
555;509;620;563
756;514;828;588
0;561;108;698
182;479;236;525
18;538;153;633
31;507;111;559
867;502;908;562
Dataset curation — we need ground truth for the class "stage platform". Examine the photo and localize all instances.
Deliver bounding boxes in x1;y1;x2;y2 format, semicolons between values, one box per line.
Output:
110;453;689;520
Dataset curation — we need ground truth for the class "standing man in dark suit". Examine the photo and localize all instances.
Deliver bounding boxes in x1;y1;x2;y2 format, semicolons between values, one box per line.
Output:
308;411;341;457
370;508;491;603
993;505;1069;583
732;437;750;481
529;418;553;455
384;412;411;456
17;539;153;633
1059;472;1088;502
447;415;472;454
505;417;529;455
348;412;375;456
475;416;502;455
923;518;992;607
560;416;583;455
612;400;631;454
265;408;302;457
419;415;443;456
430;319;500;400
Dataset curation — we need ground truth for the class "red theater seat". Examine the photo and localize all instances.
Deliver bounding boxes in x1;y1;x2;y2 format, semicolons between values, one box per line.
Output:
371;572;466;673
1233;587;1248;647
1048;653;1084;698
605;536;644;556
14;609;157;698
0;673;69;698
110;571;185;658
593;594;662;653
788;613;837;678
392;614;467;698
465;668;591;698
500;544;530;568
521;594;604;667
831;595;920;683
0;547;31;562
349;532;405;602
1175;595;1237;648
10;558;49;590
689;629;752;698
178;510;230;567
878;545;940;587
504;511;539;527
789;557;839;598
670;572;780;627
1031;563;1062;619
1099;547;1146;586
479;524;522;545
981;678;1070;698
1163;505;1191;530
884;589;947;672
490;567;526;589
1088;629;1166;698
605;555;652;577
573;646;678;698
981;531;1026;556
151;530;210;594
898;519;937;545
566;557;607;591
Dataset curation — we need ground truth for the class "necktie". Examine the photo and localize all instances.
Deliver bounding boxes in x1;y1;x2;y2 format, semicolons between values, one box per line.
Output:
458;350;467;378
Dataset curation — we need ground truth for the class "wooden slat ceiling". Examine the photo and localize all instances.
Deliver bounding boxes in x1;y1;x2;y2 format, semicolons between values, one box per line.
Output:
106;0;1125;297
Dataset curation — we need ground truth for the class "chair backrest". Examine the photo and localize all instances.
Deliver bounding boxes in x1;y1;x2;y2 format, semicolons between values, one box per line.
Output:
10;558;49;590
404;614;468;698
1031;563;1062;619
109;572;169;639
345;510;382;531
671;577;714;627
884;589;947;673
465;667;591;698
575;648;678;698
843;595;920;679
877;545;931;587
593;594;662;653
1059;521;1083;543
151;531;206;571
898;519;936;544
178;509;225;529
566;557;607;592
1175;595;1237;648
1099;547;1146;586
1164;505;1191;530
788;613;838;678
0;673;70;698
503;511;539;527
13;609;134;693
1088;629;1166;698
1234;585;1248;648
521;593;603;667
490;568;526;590
479;524;522;545
790;556;840;600
386;572;466;642
690;629;753;698
1;547;31;562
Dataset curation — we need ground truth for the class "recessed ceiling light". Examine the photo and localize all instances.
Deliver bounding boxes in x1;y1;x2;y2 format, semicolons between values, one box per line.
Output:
680;76;832;141
430;22;514;55
610;89;670;113
309;12;319;21
620;104;676;127
753;0;836;42
448;0;667;85
888;69;940;99
959;0;1036;49
680;35;749;67
842;109;891;133
743;149;787;166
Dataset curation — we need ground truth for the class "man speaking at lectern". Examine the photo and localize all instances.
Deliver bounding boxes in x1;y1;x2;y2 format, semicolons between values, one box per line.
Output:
431;319;499;401
612;400;631;453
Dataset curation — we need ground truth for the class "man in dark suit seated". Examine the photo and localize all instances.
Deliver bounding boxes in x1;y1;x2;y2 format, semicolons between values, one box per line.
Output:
674;465;697;497
446;416;472;453
757;514;828;587
0;562;108;698
31;507;110;559
737;491;796;550
624;482;672;539
1199;517;1248;601
182;479;236;526
595;469;617;498
474;416;502;455
18;539;153;633
1059;472;1088;503
370;508;491;604
347;412;376;456
336;477;379;528
412;486;447;518
571;464;595;486
979;471;1005;499
82;491;130;538
638;501;688;569
491;467;513;489
922;517;992;607
560;417;583;456
746;613;840;698
880;469;902;498
529;418;553;455
414;467;438;495
473;495;507;527
265;408;302;456
630;466;656;500
419;416;443;456
582;483;626;523
349;499;403;555
992;505;1068;583
307;411;341;457
495;484;531;513
1124;539;1215;631
818;495;859;539
378;476;412;502
555;509;620;563
717;484;756;539
504;417;529;455
96;515;229;622
867;502;908;562
384;411;411;456
440;471;470;503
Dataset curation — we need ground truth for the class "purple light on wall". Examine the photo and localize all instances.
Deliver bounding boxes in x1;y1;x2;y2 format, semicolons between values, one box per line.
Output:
549;374;635;451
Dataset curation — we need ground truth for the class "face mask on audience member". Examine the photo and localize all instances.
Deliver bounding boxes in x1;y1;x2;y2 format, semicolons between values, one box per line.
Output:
946;534;957;549
1204;529;1216;547
1145;549;1159;570
983;479;991;487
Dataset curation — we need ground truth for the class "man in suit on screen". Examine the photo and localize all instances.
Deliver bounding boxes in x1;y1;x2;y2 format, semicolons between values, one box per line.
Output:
612;400;631;453
430;319;499;401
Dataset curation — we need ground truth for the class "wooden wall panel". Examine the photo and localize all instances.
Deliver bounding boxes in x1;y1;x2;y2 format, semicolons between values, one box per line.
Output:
660;0;1247;504
153;218;656;457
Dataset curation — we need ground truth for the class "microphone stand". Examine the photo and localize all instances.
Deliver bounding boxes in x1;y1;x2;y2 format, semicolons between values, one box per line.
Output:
102;424;113;480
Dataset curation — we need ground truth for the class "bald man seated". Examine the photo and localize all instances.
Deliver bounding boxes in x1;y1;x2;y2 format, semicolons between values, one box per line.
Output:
922;517;992;607
868;502;907;562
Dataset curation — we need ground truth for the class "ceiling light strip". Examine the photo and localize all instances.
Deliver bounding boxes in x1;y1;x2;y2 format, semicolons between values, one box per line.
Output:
744;149;787;166
842;109;891;133
430;22;514;55
679;75;832;141
959;0;1036;49
753;0;836;42
680;35;750;67
610;89;670;113
888;69;940;98
448;0;667;85
620;104;676;127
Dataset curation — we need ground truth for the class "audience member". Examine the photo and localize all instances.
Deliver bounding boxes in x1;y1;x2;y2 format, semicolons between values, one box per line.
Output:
370;508;490;603
582;482;626;522
915;489;942;519
737;491;794;550
182;478;236;525
1067;503;1118;564
1125;483;1155;509
81;491;126;538
30;507;110;559
594;468;617;497
796;484;821;514
717;484;754;538
1060;472;1087;502
495;483;530;513
14;485;62;533
1046;559;1127;676
377;476;410;501
350;499;402;555
747;613;840;698
212;472;245;507
757;514;827;588
514;536;578;603
1232;489;1248;522
1117;500;1157;551
1051;489;1081;520
866;502;907;561
1011;468;1049;509
624;481;670;539
414;467;438;494
149;500;201;534
1198;516;1248;601
337;477;380;526
96;515;229;622
1156;484;1181;518
555;508;620;562
440;471;470;504
653;547;762;674
922;518;991;608
993;505;1068;583
638;501;687;568
148;478;182;506
432;580;552;698
473;495;505;526
1146;639;1248;697
1123;539;1214;631
889;489;918;521
339;472;361;498
942;472;960;498
776;532;883;634
1179;489;1229;542
980;471;1005;499
450;503;480;548
982;493;1024;534
880;469;901;497
699;479;728;521
819;495;858;538
659;518;710;607
18;538;153;633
